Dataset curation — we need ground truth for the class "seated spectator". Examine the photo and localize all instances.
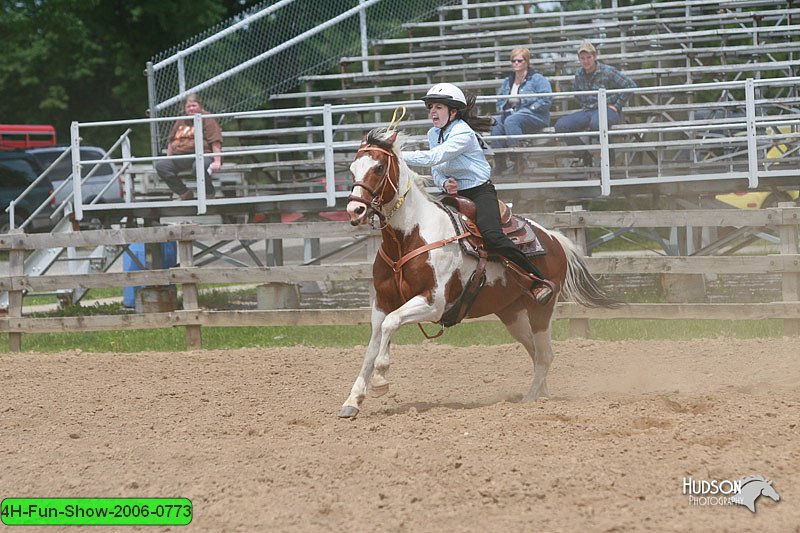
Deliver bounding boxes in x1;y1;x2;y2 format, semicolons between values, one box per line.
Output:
554;41;636;167
155;93;222;200
491;48;552;174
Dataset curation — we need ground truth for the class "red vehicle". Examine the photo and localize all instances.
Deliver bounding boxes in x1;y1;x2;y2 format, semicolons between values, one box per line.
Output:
0;124;57;151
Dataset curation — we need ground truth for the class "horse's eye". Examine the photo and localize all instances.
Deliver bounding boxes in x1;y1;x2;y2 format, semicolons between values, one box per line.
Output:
375;164;385;175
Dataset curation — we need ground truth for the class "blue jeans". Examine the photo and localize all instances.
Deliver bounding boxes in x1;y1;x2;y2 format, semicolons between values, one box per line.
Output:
491;111;549;148
554;108;621;147
155;155;216;196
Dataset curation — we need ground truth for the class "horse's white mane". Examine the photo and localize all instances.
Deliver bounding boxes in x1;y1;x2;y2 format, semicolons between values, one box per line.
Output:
367;127;434;192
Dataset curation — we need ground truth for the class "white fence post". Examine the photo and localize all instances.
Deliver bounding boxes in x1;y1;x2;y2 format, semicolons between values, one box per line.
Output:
179;239;202;349
70;122;83;221
597;89;611;196
323;104;336;208
193;114;207;214
745;78;759;189
564;205;590;338
122;136;133;204
7;246;25;352
777;203;800;335
359;0;369;74
145;61;160;158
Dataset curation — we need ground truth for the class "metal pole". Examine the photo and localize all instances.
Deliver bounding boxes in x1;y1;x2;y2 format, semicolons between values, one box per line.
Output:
146;61;160;158
71;122;83;221
598;89;611;196
122;136;133;204
359;0;369;74
178;56;186;95
193;114;207;214
323;104;336;207
744;78;759;189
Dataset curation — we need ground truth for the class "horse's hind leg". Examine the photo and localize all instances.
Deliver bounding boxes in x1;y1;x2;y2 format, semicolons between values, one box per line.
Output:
525;299;556;400
497;299;555;401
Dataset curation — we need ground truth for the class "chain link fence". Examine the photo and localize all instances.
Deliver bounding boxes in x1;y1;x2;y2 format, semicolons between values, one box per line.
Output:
147;0;460;153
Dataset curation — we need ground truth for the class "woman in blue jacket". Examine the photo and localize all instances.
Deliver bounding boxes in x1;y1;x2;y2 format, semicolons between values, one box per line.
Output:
491;48;553;174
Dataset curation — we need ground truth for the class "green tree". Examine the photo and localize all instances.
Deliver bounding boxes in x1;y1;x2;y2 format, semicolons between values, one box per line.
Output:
0;0;255;146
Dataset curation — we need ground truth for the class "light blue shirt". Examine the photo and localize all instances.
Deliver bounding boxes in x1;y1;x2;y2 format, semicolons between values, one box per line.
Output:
402;119;491;191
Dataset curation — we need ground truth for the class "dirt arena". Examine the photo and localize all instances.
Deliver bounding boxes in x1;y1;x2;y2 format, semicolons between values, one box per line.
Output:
1;337;798;532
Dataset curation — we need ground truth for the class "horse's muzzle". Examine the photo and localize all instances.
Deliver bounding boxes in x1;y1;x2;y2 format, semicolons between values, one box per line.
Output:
346;201;369;226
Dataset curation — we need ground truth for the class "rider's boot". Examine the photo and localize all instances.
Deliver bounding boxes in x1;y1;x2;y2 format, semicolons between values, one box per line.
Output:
531;279;555;305
503;259;556;305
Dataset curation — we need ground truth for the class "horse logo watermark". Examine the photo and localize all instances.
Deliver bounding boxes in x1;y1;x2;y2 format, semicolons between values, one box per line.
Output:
683;475;780;512
729;476;781;513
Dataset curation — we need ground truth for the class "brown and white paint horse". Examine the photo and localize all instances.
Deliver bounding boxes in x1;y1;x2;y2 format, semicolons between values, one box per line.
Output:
339;128;619;418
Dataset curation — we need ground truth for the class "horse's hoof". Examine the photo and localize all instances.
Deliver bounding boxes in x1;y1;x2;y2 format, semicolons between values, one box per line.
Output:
338;405;360;419
370;383;389;397
523;393;549;403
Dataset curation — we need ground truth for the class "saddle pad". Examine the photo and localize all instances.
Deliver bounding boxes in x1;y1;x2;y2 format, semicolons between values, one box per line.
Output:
437;202;546;259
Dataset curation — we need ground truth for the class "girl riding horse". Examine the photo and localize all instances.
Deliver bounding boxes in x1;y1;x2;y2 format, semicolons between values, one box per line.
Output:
402;82;555;304
341;120;621;418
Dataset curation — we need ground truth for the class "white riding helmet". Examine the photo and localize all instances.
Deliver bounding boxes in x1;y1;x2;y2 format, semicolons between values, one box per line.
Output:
421;83;467;110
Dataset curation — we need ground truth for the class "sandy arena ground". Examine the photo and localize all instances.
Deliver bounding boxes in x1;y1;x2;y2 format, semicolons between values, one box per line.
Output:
1;338;798;532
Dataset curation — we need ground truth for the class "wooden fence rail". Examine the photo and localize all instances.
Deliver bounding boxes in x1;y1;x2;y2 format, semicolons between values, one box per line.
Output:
1;207;798;350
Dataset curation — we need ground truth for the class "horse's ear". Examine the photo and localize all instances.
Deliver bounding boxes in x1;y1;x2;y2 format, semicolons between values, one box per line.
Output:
387;130;398;144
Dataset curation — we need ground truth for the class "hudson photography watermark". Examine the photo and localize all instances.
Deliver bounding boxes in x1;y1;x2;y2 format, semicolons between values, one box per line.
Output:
682;475;781;513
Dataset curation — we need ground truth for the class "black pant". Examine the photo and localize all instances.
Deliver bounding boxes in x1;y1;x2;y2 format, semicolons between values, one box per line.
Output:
458;181;545;279
154;155;216;195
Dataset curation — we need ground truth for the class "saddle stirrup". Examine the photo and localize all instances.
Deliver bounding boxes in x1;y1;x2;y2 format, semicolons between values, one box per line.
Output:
531;279;555;305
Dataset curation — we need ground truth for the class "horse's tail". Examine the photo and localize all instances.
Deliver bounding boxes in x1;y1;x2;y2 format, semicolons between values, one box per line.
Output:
550;231;625;309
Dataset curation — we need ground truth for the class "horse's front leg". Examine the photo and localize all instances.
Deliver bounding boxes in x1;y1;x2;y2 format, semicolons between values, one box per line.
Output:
369;340;391;398
370;293;439;397
338;307;386;418
338;294;441;419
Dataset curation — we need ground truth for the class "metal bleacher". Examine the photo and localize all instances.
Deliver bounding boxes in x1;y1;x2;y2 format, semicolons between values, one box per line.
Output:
77;0;800;220
258;0;799;210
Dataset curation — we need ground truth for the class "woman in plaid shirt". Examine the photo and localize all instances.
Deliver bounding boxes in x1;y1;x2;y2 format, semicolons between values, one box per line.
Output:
554;41;636;167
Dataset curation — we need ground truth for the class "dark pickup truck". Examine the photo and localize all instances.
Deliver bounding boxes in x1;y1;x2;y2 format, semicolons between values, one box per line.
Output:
0;151;55;233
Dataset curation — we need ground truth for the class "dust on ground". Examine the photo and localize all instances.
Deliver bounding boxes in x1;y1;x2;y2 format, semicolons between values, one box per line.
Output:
1;338;798;532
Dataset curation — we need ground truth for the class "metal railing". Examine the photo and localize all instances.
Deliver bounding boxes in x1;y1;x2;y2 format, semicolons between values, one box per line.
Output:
54;75;800;223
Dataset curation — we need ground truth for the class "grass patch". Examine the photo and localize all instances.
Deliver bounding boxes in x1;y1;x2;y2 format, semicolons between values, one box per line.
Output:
586;319;784;340
22;286;259;316
23;287;125;307
0;318;785;353
26;301;127;318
